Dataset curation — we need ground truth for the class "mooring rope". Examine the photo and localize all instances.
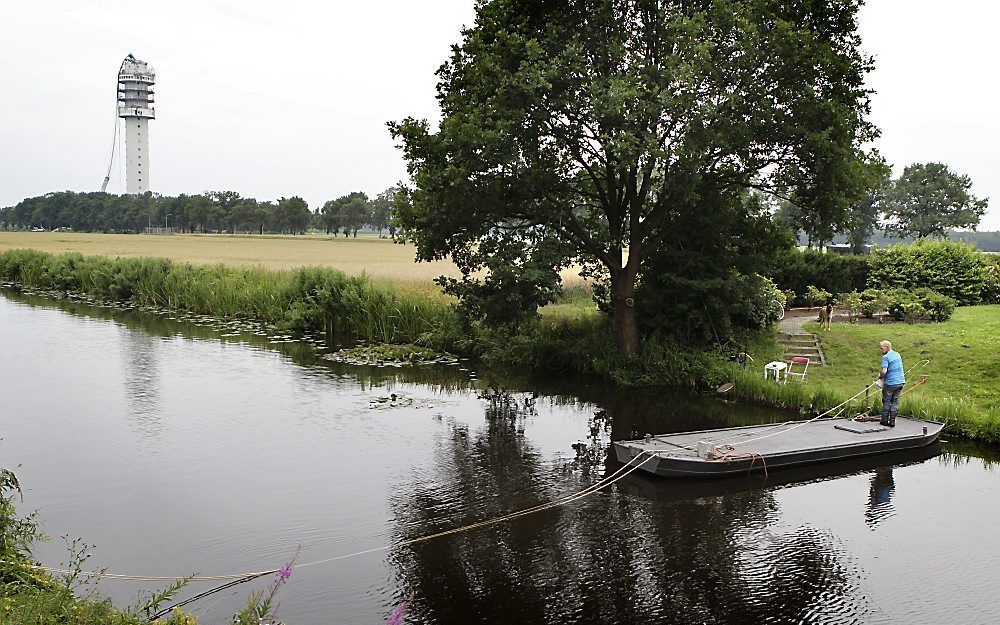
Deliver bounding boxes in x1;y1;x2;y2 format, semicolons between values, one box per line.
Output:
709;358;933;448
3;452;659;584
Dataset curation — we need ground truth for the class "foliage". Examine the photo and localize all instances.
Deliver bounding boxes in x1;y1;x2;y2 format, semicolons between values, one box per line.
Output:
1;468;41;585
1;466;200;625
836;290;862;321
857;288;890;318
982;255;1000;304
840;286;955;322
0;249;455;346
635;187;792;343
782;289;797;309
390;0;878;355
803;285;832;306
3;190;313;235
842;161;891;252
882;162;989;239
767;248;869;303
885;287;956;323
867;240;988;305
436;229;572;327
0;187;399;237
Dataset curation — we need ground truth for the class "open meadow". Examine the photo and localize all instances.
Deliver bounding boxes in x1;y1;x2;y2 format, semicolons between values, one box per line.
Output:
0;231;461;279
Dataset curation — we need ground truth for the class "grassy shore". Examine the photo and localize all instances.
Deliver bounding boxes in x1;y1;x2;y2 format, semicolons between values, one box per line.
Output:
801;307;1000;440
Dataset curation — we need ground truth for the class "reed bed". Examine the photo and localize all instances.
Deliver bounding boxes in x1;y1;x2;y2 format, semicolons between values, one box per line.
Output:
0;249;454;345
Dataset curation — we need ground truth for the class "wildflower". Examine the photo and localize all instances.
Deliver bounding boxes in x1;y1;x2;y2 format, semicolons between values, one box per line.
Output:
385;599;410;625
276;562;292;585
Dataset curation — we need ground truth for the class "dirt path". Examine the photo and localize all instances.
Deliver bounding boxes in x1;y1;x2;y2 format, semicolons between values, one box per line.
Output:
778;308;816;334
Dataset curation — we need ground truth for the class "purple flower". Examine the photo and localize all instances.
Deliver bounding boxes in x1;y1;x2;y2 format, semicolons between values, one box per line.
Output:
276;562;293;585
385;600;410;625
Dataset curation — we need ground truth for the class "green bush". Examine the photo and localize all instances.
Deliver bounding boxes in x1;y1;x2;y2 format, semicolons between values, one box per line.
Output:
885;287;956;323
782;289;797;309
734;274;785;329
836;291;863;321
767;248;869;303
868;240;988;305
858;288;889;318
982;256;1000;304
803;285;832;306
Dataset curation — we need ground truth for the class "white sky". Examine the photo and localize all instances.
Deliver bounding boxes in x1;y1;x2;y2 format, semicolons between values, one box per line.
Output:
1;0;997;229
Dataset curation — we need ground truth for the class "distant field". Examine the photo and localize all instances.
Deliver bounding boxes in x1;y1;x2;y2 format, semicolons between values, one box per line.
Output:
0;231;462;282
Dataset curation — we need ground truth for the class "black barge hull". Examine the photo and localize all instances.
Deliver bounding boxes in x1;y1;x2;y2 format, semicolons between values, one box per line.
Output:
613;416;944;478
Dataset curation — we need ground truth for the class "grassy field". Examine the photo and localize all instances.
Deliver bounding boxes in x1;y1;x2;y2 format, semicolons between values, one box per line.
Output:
802;306;1000;414
0;231;461;280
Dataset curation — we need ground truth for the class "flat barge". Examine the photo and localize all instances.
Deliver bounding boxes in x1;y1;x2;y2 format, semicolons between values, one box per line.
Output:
613;416;944;478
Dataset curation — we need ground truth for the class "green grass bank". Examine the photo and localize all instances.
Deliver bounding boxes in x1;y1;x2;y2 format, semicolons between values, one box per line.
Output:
2;248;998;444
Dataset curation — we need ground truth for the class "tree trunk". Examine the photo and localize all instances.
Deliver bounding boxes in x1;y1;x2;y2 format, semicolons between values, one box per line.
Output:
611;272;640;357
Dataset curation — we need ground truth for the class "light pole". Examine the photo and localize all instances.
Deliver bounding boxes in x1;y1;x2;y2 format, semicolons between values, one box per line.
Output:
165;214;172;230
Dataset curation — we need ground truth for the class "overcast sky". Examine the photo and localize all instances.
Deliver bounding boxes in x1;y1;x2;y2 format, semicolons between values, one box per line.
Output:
1;0;997;229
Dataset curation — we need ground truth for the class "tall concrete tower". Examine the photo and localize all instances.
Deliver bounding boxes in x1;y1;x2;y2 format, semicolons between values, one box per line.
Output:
117;54;155;194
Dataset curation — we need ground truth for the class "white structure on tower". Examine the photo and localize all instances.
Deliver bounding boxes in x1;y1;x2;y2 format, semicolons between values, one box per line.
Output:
117;54;155;194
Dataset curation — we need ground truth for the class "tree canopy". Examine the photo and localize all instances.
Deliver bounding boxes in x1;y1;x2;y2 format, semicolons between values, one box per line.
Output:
391;0;879;354
883;162;989;239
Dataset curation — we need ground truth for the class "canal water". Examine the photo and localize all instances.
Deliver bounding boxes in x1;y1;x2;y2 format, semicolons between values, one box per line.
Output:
1;289;998;624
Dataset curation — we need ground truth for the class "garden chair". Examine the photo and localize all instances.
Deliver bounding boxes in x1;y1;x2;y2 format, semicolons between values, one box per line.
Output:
784;356;810;382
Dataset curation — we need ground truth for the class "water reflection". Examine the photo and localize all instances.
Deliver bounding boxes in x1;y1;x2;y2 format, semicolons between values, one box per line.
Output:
866;468;896;529
387;406;868;624
121;330;163;438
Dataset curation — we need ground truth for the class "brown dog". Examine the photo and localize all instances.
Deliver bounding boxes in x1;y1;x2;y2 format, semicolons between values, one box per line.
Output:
818;304;832;330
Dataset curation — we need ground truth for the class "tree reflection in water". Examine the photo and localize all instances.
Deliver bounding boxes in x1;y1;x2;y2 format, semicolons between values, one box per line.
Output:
386;390;868;625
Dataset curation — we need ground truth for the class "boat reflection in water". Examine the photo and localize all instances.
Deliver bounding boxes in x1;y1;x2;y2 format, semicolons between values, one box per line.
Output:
614;443;940;503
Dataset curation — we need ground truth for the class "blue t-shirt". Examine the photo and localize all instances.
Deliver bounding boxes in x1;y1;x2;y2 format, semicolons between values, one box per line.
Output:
881;350;905;386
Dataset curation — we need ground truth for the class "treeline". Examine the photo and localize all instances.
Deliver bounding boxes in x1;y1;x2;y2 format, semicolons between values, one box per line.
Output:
779;161;991;252
0;187;402;236
805;229;1000;253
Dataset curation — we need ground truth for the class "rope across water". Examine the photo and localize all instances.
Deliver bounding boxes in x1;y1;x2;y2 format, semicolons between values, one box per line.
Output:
5;452;660;584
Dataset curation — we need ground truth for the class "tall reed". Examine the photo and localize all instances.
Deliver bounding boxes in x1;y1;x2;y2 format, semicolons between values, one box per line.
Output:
0;249;452;345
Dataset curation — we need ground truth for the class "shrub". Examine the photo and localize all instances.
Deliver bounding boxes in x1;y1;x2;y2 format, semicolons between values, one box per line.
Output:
836;291;863;321
858;288;889;318
915;288;957;322
885;287;956;323
734;274;785;329
767;248;869;303
868;240;988;305
803;285;832;306
982;256;1000;304
782;289;797;309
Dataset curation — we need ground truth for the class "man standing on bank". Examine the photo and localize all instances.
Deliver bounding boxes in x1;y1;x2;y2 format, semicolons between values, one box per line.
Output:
878;340;905;427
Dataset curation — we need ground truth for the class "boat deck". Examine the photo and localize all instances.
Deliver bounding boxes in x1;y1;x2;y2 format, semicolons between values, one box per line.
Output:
614;416;943;477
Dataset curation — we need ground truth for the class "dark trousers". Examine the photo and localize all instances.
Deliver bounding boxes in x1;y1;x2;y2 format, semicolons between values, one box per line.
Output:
881;384;904;422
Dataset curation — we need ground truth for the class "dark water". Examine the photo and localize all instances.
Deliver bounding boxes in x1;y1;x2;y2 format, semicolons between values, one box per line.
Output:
1;290;998;624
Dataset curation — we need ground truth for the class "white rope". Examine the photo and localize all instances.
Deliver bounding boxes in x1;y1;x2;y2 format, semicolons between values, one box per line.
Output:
4;453;659;583
711;358;933;449
719;381;880;449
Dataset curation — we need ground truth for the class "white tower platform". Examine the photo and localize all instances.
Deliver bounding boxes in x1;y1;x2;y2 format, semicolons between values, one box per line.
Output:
117;55;155;194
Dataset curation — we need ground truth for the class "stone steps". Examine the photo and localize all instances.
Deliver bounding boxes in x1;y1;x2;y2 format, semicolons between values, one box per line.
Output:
778;332;826;366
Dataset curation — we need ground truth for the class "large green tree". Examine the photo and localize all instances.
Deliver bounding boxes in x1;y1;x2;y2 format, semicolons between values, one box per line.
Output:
883;162;989;239
391;0;878;355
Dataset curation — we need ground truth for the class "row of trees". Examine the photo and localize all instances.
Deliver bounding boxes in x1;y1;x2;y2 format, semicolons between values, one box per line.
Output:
0;188;402;236
778;161;989;251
